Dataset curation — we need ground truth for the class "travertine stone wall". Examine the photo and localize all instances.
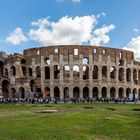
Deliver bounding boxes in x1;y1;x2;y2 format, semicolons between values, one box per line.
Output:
0;45;140;100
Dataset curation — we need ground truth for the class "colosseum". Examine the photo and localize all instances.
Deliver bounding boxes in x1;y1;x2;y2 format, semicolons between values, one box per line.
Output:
0;45;140;100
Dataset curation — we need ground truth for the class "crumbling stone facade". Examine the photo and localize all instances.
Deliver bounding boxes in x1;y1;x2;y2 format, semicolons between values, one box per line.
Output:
0;45;140;100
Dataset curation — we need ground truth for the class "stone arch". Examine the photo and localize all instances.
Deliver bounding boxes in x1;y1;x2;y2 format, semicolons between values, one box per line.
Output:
30;80;35;92
92;87;98;98
102;66;107;78
45;66;50;79
44;87;50;98
11;66;16;76
64;87;69;98
126;68;131;82
54;87;60;99
83;87;89;98
82;57;89;64
83;66;89;80
44;57;51;65
133;88;137;100
21;58;27;64
11;88;16;98
101;87;107;98
126;88;131;97
119;68;124;81
35;88;42;98
110;87;116;98
118;87;124;98
2;80;9;98
133;69;138;84
22;66;27;76
138;89;140;100
0;61;4;77
4;68;8;77
63;65;70;79
73;65;80;78
19;87;25;98
54;65;60;79
73;87;80;99
110;66;116;79
92;65;98;79
36;66;41;78
28;67;32;77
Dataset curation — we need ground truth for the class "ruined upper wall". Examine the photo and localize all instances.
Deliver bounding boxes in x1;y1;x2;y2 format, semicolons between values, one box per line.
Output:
23;45;134;64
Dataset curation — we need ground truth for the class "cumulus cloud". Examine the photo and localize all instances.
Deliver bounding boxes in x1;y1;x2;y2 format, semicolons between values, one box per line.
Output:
6;28;27;45
90;24;115;45
28;15;115;46
123;36;140;61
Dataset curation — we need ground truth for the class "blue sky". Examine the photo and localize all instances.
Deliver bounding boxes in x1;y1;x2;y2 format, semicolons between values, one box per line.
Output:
0;0;140;59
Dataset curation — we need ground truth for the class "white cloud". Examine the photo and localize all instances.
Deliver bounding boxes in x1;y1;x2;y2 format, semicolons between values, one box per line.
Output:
6;28;27;45
72;0;80;3
123;36;140;61
90;24;115;45
133;28;139;33
28;16;115;46
96;12;106;18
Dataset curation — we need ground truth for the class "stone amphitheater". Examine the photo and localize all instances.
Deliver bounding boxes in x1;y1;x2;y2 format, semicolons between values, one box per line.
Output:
0;45;140;100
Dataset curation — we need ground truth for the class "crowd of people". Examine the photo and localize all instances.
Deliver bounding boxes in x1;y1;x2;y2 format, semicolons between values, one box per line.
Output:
0;97;139;104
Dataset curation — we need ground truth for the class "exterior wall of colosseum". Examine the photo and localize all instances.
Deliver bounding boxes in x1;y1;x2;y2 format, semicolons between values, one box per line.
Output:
0;45;140;100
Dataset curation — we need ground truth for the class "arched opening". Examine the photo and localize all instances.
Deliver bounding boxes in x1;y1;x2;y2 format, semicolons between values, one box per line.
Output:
73;87;80;99
83;66;89;80
11;88;16;98
133;69;138;84
19;87;25;98
101;87;107;98
102;66;107;78
138;89;140;100
0;61;4;77
110;66;116;79
92;87;98;98
4;68;8;77
82;57;89;64
28;67;32;77
118;88;124;98
21;59;27;64
30;80;35;92
54;65;60;79
11;66;16;76
126;88;131;98
36;66;41;78
63;65;70;79
54;87;60;99
126;68;131;82
110;87;116;98
44;87;50;98
64;87;69;98
35;88;42;98
2;80;9;98
45;66;50;79
139;70;140;85
133;88;137;100
83;87;89;98
22;66;27;76
119;59;124;66
92;65;98;79
44;57;51;65
73;65;80;79
119;68;124;81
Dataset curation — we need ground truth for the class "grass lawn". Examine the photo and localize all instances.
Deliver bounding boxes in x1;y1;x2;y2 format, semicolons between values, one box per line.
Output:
0;103;139;140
